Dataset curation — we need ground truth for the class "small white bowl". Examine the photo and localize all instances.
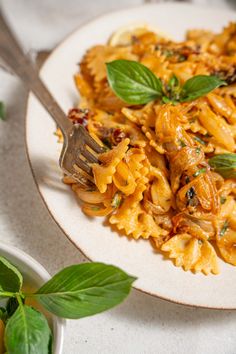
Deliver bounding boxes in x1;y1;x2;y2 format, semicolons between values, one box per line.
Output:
0;242;65;354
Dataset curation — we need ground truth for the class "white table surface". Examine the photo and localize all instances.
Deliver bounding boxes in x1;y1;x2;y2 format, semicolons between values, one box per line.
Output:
0;0;236;353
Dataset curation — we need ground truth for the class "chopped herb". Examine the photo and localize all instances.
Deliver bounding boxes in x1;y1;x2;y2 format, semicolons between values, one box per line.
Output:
179;140;187;148
219;221;229;237
178;54;187;62
193;168;206;177
163;49;174;58
91;206;101;211
198;239;203;245
111;192;122;208
186;187;197;206
0;101;6;120
185;176;190;184
220;196;226;204
194;136;206;145
196;147;201;155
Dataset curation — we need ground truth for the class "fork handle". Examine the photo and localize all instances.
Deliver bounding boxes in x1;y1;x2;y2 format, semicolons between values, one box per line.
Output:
0;10;72;134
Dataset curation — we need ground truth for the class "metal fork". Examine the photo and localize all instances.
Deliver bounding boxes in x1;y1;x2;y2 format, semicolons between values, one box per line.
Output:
0;10;104;182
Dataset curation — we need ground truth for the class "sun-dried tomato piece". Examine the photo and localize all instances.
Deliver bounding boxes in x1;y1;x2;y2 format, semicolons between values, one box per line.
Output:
111;128;128;145
68;108;90;127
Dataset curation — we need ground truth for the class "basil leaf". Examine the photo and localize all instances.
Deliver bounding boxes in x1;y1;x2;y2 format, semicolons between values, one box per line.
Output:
35;263;136;319
0;256;23;293
106;60;163;104
209;153;236;178
180;75;226;102
5;305;51;354
0;102;6;120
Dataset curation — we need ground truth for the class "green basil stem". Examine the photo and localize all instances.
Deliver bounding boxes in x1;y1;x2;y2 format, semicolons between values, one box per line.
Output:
16;293;24;309
193;168;206;177
0;291;15;298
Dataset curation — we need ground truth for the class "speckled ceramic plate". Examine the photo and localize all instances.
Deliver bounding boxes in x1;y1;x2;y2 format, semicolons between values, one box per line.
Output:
26;3;236;309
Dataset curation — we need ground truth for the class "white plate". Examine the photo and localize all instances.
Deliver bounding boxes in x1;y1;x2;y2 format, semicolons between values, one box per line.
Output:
26;3;236;309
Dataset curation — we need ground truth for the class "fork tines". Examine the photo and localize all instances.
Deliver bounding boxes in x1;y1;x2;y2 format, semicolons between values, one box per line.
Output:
73;124;105;176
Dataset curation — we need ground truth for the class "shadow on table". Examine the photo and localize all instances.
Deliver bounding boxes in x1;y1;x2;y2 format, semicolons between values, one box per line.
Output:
226;0;236;9
0;80;85;274
111;288;236;328
0;80;235;334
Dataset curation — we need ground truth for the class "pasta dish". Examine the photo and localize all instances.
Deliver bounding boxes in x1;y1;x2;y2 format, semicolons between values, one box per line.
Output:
60;23;236;275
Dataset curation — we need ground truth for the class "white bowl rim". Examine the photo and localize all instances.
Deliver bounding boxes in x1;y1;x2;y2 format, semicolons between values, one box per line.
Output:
0;242;65;354
24;2;236;310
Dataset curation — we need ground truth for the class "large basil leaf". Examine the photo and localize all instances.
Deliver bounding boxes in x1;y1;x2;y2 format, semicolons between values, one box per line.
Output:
209;153;236;178
5;305;51;354
180;75;226;102
0;256;23;293
35;263;136;319
106;60;163;104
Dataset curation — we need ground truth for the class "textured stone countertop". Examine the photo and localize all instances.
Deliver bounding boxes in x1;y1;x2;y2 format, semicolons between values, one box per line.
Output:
0;0;236;353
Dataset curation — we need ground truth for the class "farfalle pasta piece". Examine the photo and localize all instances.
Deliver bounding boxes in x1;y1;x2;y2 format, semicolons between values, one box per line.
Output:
92;138;130;193
110;161;168;242
110;175;148;236
139;212;168;243
162;234;201;271
113;161;136;196
193;240;219;275
125;147;147;179
110;202;144;238
113;147;149;195
217;228;236;266
110;202;168;241
161;234;219;274
82;45;138;82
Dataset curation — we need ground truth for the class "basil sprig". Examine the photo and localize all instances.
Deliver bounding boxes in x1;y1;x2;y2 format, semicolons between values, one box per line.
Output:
0;257;136;354
209;153;236;178
106;60;226;105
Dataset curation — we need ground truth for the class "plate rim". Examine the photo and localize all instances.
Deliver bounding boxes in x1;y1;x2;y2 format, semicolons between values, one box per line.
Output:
25;2;236;310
